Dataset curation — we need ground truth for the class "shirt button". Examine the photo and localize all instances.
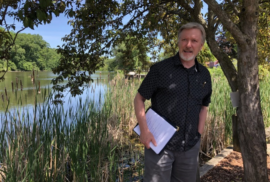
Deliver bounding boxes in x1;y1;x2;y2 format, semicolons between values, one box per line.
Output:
182;141;185;145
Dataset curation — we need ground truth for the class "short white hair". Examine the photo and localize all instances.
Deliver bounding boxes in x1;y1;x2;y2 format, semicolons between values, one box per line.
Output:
178;22;206;44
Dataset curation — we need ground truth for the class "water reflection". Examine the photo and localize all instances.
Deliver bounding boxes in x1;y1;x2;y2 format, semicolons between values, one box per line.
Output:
0;71;114;112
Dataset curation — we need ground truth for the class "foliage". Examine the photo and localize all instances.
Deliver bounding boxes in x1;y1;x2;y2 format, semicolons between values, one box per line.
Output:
98;58;114;71
197;43;217;64
208;67;225;78
109;38;151;73
0;31;60;71
215;30;238;60
1;0;269;180
1;0;269;100
157;51;172;62
0;0;71;80
259;65;270;80
257;1;270;64
51;0;119;98
0;91;120;181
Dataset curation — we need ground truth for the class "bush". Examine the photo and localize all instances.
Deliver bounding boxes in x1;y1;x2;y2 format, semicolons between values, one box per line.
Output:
259;65;270;80
22;62;33;71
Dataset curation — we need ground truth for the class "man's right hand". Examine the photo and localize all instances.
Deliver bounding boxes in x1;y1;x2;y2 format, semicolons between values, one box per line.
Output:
134;93;157;149
140;130;157;149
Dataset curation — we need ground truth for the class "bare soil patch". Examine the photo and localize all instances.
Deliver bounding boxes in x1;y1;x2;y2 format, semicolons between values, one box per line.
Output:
200;151;270;182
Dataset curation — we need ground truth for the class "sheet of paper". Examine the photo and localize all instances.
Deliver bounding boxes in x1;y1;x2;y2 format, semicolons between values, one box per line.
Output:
133;108;176;154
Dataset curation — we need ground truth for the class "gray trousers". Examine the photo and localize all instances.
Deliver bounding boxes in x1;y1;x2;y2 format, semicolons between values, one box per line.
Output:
143;140;200;182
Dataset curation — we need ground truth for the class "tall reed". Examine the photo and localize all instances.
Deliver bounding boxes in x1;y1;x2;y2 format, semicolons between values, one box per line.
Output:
0;90;119;181
105;72;270;160
0;71;269;182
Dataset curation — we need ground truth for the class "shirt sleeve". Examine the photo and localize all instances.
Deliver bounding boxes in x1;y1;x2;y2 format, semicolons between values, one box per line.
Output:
202;73;212;106
138;64;159;100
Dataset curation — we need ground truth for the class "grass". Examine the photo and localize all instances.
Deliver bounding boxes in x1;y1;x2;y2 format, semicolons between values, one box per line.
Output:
0;92;120;181
0;71;270;181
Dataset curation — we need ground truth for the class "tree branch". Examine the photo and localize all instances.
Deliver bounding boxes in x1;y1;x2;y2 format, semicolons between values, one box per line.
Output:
178;1;194;14
224;0;240;16
259;1;270;4
160;7;192;21
0;5;9;26
204;0;249;49
194;0;207;26
207;8;238;91
194;0;203;19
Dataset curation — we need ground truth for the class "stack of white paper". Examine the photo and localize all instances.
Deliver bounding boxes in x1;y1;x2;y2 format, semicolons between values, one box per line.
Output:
133;108;177;154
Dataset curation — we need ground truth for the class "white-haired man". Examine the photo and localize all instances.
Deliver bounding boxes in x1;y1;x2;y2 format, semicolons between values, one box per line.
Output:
134;22;212;182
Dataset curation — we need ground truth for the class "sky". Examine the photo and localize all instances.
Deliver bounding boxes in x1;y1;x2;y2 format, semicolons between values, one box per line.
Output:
5;3;208;49
6;14;73;48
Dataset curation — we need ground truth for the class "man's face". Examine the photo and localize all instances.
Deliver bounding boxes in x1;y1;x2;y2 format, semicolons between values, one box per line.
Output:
178;28;204;62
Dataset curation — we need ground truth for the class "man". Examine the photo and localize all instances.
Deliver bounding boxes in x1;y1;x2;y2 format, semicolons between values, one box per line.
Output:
134;22;212;182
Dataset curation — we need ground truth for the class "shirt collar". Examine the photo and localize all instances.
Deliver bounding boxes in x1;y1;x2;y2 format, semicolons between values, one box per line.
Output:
173;52;200;72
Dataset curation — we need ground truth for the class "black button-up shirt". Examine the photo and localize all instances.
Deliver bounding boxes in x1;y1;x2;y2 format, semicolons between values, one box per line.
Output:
138;52;212;151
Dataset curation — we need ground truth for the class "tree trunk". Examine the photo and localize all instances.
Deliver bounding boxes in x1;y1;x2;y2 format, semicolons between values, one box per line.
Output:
203;0;268;181
236;1;268;181
232;115;241;152
237;43;268;182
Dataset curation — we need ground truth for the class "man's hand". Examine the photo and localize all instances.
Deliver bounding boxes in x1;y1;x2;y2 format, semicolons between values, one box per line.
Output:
140;130;157;149
134;93;157;149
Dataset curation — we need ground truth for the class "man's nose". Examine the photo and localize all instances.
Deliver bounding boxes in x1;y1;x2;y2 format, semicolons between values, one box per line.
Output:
186;40;192;47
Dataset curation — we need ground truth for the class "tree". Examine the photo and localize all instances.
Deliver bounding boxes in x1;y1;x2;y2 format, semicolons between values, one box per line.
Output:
0;0;71;78
109;36;151;73
203;1;268;180
1;30;61;71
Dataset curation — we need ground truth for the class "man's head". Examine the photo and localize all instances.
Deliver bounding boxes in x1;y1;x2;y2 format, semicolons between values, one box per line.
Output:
177;22;205;62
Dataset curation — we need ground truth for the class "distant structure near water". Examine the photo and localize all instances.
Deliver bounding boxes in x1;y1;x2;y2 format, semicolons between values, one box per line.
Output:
125;71;146;80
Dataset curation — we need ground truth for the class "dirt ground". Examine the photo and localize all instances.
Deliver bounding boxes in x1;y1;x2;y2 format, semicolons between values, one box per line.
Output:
200;151;270;182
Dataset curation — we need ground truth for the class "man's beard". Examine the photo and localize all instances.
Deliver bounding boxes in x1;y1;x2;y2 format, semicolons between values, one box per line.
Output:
180;52;195;62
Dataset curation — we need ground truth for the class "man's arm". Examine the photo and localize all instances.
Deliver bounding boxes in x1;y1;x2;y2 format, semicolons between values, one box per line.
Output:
134;92;157;149
198;106;208;134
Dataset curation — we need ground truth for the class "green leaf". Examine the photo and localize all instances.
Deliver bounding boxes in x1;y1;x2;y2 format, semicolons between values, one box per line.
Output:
29;20;34;30
18;10;23;19
36;10;43;21
54;9;59;17
39;0;46;8
23;17;29;27
68;10;74;17
59;2;66;12
11;25;15;31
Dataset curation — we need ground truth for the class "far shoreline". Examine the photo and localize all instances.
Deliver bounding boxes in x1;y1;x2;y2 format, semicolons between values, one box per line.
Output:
1;70;50;73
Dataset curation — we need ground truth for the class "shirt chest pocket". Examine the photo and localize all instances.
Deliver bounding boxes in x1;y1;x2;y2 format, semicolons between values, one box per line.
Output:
190;78;208;103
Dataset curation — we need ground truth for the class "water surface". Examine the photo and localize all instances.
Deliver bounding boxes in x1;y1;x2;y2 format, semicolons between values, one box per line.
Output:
0;71;112;112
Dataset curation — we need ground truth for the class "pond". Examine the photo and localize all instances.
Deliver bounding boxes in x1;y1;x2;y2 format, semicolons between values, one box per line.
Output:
0;70;113;112
0;71;146;181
